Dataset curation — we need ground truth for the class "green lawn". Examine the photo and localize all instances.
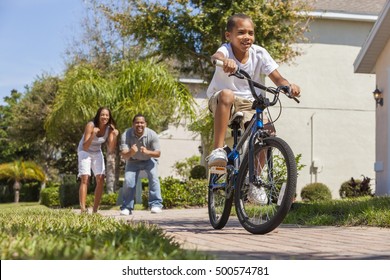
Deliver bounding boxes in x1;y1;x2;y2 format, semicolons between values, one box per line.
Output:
0;203;211;260
285;196;390;227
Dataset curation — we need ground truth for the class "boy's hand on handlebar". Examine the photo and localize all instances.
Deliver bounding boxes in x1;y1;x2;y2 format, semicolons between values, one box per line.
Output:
223;59;237;74
290;83;301;98
214;58;237;74
279;84;300;103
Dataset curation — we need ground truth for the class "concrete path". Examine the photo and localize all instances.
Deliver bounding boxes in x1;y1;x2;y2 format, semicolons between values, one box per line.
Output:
98;207;390;260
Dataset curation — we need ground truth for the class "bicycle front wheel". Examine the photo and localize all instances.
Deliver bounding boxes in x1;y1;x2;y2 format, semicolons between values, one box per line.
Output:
208;166;234;229
235;137;297;234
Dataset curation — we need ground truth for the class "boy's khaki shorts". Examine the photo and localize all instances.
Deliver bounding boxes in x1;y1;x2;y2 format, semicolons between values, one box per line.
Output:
208;91;254;125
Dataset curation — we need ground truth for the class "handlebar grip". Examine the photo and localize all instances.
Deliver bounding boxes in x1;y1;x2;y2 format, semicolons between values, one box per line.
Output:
293;97;300;103
213;59;224;67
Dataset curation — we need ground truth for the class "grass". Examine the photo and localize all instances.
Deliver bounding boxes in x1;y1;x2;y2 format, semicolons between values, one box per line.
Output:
0;203;211;260
284;196;390;227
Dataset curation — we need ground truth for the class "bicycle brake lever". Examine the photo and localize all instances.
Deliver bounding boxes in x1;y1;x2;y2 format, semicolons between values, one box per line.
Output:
229;68;245;79
278;86;300;104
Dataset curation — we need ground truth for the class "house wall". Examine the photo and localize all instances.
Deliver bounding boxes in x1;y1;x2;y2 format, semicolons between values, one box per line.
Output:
275;19;376;198
158;122;201;179
374;39;390;195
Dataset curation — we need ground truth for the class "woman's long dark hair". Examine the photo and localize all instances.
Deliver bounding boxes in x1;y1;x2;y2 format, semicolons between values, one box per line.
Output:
93;107;117;129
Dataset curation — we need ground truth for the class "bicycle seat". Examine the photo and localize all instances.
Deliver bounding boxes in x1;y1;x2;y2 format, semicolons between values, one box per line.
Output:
228;112;244;128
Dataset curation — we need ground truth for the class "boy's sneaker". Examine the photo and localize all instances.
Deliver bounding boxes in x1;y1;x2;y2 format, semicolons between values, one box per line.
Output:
206;148;227;167
248;185;268;205
151;207;162;214
120;208;132;215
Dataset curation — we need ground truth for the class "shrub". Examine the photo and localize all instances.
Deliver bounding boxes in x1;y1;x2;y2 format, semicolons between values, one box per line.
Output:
142;176;207;209
40;187;60;207
0;183;13;203
100;192;118;205
86;192;118;208
19;181;41;202
59;174;79;207
190;165;207;179
339;176;373;199
301;182;332;202
183;179;208;206
172;155;200;179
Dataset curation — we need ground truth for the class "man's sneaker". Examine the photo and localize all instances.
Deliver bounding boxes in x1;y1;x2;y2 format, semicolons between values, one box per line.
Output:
120;208;131;215
150;207;162;214
206;148;227;167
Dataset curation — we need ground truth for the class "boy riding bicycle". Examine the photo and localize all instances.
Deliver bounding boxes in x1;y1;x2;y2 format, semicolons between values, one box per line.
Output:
206;13;301;167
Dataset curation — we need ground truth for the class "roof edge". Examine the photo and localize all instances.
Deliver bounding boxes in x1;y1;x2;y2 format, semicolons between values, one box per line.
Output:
354;1;390;73
306;11;378;22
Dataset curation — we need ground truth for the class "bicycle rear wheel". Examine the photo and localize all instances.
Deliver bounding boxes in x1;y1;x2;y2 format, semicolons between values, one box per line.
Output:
208;165;234;229
235;137;297;234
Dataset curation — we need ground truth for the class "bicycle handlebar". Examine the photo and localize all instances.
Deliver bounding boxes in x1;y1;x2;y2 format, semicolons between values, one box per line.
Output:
213;59;300;104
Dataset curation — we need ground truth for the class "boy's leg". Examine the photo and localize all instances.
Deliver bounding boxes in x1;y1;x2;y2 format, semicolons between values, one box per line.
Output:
213;89;234;148
207;89;235;166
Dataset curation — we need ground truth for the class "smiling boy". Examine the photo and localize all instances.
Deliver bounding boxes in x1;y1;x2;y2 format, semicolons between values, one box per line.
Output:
206;13;301;167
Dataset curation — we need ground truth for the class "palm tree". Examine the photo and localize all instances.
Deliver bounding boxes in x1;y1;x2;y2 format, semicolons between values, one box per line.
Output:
45;59;196;191
0;160;46;203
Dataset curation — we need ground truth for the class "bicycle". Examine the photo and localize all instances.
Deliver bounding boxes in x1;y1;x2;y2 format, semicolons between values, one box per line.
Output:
208;59;299;234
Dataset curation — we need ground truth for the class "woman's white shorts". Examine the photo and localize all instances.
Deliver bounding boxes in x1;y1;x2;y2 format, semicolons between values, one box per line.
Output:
77;150;105;177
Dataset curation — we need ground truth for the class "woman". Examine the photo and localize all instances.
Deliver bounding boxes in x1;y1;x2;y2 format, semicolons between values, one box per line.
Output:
77;107;119;213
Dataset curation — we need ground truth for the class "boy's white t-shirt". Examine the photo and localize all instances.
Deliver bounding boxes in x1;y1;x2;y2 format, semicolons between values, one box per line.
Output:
206;43;279;100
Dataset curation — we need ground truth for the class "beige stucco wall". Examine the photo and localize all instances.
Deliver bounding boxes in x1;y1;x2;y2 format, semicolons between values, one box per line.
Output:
273;18;377;198
158;121;201;179
373;39;390;195
274;47;375;198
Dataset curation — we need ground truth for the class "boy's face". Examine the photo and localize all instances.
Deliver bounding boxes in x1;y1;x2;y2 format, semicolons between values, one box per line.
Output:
225;18;255;57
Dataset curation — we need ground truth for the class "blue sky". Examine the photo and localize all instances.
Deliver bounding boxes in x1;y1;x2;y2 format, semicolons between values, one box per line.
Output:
0;0;84;105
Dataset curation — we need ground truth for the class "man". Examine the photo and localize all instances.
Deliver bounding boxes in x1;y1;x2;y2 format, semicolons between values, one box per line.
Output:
120;114;163;215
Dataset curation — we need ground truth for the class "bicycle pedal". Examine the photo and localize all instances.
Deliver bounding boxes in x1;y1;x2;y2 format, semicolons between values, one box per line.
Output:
209;166;227;174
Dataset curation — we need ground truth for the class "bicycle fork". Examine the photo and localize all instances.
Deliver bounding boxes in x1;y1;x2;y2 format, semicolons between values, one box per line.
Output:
248;107;265;185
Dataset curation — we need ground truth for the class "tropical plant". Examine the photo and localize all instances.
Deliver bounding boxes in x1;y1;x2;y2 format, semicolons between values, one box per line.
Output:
0;160;46;203
339;176;373;199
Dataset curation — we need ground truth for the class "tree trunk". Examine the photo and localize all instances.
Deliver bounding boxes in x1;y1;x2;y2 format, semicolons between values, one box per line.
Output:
13;181;21;203
106;152;116;193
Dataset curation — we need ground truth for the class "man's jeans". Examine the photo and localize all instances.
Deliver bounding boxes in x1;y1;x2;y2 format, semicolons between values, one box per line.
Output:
121;158;163;210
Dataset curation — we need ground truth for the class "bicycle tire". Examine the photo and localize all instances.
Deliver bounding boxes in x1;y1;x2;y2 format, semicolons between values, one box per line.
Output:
208;166;234;229
235;137;297;234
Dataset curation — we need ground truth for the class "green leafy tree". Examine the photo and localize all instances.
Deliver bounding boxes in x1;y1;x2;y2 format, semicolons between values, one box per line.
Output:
0;90;33;163
8;76;60;180
0;160;46;203
101;0;312;77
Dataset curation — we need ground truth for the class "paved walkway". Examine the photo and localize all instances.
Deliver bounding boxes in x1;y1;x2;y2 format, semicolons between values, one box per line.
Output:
98;208;390;260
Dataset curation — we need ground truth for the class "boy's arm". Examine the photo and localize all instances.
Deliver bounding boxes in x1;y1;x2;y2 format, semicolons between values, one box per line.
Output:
268;69;301;97
211;51;226;62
